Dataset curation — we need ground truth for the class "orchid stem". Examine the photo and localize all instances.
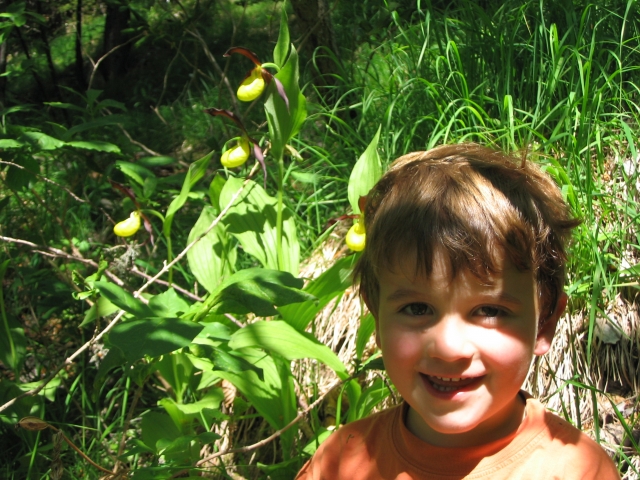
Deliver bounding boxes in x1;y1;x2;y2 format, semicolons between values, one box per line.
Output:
276;154;285;271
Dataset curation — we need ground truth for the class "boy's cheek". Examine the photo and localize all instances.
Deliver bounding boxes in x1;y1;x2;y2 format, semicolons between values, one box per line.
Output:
378;327;423;361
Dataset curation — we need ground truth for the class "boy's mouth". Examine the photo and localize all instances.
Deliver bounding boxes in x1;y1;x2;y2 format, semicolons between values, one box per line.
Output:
423;374;480;393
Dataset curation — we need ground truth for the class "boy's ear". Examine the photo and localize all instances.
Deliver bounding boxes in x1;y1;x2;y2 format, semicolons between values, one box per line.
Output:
534;292;567;356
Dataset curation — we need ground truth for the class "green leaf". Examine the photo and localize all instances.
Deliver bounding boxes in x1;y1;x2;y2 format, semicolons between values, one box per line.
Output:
302;428;332;456
220;176;299;274
216;349;292;431
197;321;232;341
20;131;65;151
156;352;196;400
137;156;177;168
0;197;10;214
159;388;224;432
92;348;126;400
93;281;155;319
18;377;62;403
620;263;640;277
0;314;26;375
163;152;213;238
143;176;157;198
141;412;181;453
208;174;225;210
264;46;307;162
5;155;38;190
63;114;128;140
278;255;355;331
355;313;376;361
188;343;264;381
348;126;382;214
198;432;222;444
0;139;25;149
115;161;155;186
229;320;348;380
210;268;314;317
107;317;203;362
67;140;121;153
96;98;127;111
186;206;236;294
354;377;390;420
273;3;290;68
43;102;87;113
148;288;190;317
119;439;154;458
80;296;119;327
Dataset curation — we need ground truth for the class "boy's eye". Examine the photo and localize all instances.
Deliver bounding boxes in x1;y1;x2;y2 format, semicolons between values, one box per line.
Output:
474;306;506;318
401;303;433;316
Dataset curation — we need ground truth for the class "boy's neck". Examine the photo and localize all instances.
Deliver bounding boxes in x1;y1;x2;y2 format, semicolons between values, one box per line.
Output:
404;393;527;448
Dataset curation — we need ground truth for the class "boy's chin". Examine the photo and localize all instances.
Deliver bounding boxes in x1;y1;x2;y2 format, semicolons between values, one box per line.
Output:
406;394;526;448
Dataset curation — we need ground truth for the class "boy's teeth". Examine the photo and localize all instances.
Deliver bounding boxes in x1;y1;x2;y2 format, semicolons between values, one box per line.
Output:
434;376;462;382
432;383;460;392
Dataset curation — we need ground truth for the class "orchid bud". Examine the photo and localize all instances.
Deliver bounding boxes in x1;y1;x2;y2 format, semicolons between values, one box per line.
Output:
113;211;141;237
237;66;265;102
221;138;251;168
346;221;366;252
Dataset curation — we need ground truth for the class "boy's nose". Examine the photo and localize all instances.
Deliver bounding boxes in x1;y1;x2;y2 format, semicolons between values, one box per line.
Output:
426;315;475;361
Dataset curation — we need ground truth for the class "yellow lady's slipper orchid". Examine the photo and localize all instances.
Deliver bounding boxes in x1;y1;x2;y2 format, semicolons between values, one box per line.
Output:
221;138;251;168
113;211;141;237
237;66;265;102
346;221;366;252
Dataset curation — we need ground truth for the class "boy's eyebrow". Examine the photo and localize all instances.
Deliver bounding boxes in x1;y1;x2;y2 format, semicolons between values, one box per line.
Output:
488;291;524;307
384;288;425;303
384;288;524;306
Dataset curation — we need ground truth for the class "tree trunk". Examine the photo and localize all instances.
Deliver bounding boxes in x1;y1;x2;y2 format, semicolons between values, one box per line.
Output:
75;0;86;89
101;0;132;83
290;0;341;88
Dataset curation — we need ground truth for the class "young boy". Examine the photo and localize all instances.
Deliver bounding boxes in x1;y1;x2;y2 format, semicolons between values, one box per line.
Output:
297;144;620;479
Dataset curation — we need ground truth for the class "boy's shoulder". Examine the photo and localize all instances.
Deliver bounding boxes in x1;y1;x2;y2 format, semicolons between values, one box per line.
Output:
522;396;620;479
296;395;620;480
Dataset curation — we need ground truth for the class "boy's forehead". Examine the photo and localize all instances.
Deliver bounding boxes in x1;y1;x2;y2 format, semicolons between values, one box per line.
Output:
380;247;536;292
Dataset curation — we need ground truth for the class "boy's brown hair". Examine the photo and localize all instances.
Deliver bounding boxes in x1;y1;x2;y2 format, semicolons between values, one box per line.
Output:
355;143;581;324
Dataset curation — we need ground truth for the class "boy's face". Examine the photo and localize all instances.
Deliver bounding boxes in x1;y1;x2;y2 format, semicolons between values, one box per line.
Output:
374;250;563;448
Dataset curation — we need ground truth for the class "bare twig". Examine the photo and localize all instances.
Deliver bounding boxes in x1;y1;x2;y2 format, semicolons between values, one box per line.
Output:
0;161;87;203
167;378;343;477
0;165;257;414
154;39;184;123
131;266;203;302
0;235;126;287
186;28;240;114
87;34;143;91
117;124;163;157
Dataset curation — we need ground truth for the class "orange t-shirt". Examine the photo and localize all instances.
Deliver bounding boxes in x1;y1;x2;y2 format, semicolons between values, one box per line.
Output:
296;394;620;479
